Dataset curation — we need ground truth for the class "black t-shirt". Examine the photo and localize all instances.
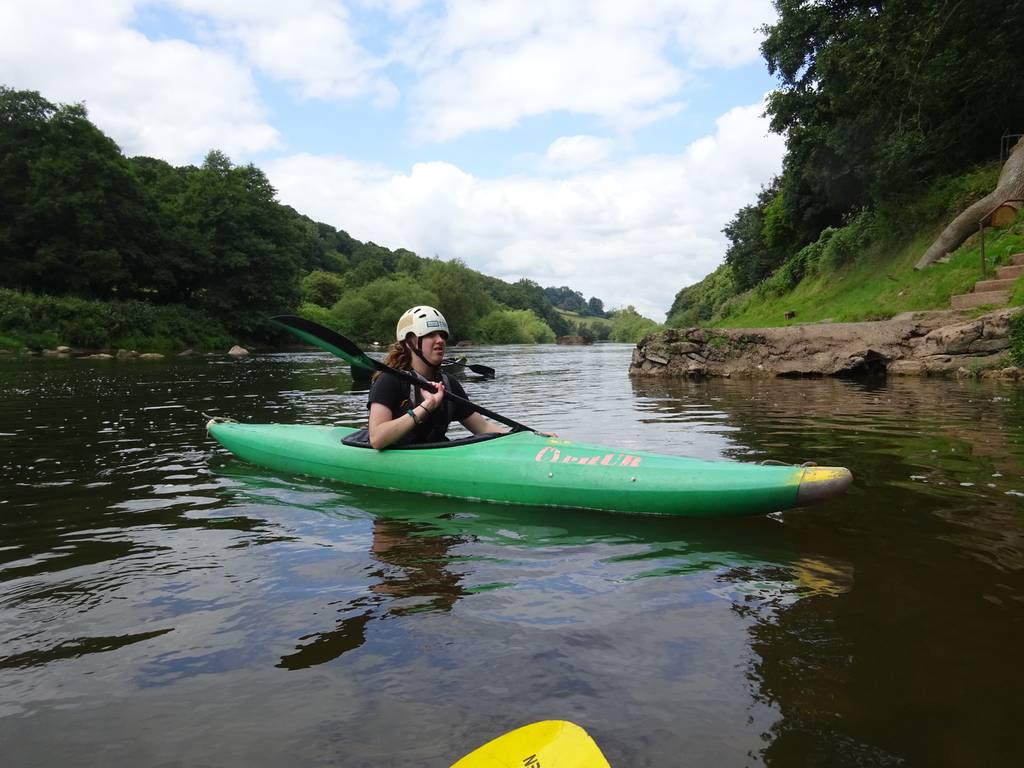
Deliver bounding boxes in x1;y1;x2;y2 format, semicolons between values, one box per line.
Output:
367;370;476;445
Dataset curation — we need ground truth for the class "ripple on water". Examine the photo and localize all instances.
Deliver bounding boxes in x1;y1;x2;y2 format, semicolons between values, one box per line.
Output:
2;351;1024;766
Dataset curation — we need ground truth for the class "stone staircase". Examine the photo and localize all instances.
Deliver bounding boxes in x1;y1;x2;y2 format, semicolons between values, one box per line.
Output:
950;252;1024;309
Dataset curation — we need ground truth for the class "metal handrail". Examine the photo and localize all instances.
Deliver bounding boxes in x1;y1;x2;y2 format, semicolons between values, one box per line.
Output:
1001;132;1023;163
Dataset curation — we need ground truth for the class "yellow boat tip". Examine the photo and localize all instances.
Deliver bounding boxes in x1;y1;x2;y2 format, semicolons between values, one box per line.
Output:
796;466;853;506
451;720;611;768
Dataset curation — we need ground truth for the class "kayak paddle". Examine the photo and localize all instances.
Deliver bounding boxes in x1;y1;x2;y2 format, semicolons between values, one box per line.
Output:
442;356;496;379
348;356;491;384
450;720;611;767
270;315;531;433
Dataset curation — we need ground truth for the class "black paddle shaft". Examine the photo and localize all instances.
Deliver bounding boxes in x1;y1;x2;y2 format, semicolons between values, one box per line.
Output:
271;315;532;433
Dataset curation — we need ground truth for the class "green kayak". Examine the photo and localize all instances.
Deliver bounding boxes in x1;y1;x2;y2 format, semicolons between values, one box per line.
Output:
207;421;851;517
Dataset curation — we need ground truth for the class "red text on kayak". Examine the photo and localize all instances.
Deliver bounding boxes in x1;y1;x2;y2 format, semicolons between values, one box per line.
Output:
534;446;642;467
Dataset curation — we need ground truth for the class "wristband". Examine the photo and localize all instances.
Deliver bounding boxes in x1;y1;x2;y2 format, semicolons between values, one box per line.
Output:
406;408;419;425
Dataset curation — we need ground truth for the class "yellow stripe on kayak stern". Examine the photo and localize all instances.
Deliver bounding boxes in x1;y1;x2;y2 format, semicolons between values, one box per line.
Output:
796;465;853;506
451;720;611;768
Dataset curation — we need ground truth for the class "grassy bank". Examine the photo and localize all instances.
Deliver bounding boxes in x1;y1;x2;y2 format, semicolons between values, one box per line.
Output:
670;166;1024;329
719;224;1024;328
0;289;234;353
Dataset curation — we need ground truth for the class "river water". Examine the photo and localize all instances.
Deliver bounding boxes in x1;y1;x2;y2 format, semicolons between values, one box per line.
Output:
1;344;1022;767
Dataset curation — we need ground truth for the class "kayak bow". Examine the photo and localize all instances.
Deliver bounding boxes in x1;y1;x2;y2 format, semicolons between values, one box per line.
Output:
207;422;852;518
451;720;611;768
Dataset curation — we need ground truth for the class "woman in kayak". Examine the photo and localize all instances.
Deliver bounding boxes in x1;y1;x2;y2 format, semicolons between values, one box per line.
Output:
367;306;509;449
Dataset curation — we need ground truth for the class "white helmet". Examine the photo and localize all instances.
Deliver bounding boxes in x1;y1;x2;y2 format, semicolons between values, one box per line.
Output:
396;306;449;341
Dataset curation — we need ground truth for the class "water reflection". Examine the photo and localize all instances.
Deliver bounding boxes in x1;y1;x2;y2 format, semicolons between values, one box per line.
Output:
277;517;465;670
2;351;1024;766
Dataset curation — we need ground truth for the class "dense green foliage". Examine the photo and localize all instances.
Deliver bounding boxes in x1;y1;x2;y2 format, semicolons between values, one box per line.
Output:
669;166;1023;328
1009;314;1024;367
300;270;347;307
667;263;737;328
722;178;799;291
331;274;439;344
762;0;1024;244
556;310;612;342
1;90;161;302
0;288;231;352
479;277;572;338
1;85;643;349
609;307;661;342
474;309;556;344
669;3;1024;332
543;286;608;317
0;88;310;336
715;208;1023;328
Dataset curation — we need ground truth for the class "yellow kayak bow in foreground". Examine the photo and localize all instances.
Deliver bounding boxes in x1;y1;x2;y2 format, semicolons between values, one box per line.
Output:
451;720;611;768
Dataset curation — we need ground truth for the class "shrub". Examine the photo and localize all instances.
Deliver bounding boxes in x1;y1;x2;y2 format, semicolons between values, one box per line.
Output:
0;289;232;351
609;307;661;343
1009;313;1024;366
472;309;555;344
300;270;347;307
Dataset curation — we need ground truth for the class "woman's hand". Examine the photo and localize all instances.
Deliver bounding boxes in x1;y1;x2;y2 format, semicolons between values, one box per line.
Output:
421;381;445;413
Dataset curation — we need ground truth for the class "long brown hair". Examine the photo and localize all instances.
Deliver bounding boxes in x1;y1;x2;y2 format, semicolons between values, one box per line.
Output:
373;340;411;381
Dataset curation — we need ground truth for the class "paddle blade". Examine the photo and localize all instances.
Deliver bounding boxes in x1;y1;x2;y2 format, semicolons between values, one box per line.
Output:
450;720;611;768
441;357;496;379
466;362;496;378
271;315;377;371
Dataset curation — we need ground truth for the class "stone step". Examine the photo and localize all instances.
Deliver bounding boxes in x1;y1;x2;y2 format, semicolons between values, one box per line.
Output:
1014;252;1024;266
951;290;1011;310
995;264;1024;280
974;277;1018;292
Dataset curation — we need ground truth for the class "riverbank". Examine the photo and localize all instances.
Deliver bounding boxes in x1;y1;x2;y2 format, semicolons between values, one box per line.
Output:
0;288;235;354
630;307;1024;380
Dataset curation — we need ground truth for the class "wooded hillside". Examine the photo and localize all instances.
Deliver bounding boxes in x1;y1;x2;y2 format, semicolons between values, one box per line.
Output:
0;86;620;347
669;0;1024;326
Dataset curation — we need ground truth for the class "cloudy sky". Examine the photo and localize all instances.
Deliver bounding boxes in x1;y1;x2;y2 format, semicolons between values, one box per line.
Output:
1;0;785;320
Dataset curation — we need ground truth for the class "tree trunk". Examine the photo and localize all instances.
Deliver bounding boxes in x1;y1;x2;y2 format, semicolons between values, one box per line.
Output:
990;200;1022;228
916;138;1024;270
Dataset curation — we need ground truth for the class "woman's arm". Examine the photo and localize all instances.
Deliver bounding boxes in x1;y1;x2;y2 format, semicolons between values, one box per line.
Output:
368;383;446;449
461;411;557;438
460;411;511;435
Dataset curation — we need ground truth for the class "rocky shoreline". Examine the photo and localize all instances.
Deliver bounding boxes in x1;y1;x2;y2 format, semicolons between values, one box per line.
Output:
630;308;1024;380
2;345;252;360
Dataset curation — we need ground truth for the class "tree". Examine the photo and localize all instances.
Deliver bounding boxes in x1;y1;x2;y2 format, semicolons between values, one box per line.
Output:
609;306;660;343
722;179;792;292
300;269;347;307
174;150;303;333
544;285;587;313
331;274;439;343
485;277;570;337
0;87;160;300
473;309;555;344
762;0;1024;241
587;296;606;317
917;138;1024;268
420;258;494;340
667;263;737;327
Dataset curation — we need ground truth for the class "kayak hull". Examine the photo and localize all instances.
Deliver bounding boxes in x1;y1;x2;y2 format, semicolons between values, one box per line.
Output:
207;422;851;518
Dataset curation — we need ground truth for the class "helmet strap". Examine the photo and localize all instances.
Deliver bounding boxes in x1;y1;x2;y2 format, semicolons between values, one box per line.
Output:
406;336;439;374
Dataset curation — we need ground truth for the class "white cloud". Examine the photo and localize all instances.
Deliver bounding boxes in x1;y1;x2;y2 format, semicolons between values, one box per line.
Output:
169;0;397;105
543;136;616;172
266;101;784;321
0;0;278;164
399;0;776;143
0;1;784;319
